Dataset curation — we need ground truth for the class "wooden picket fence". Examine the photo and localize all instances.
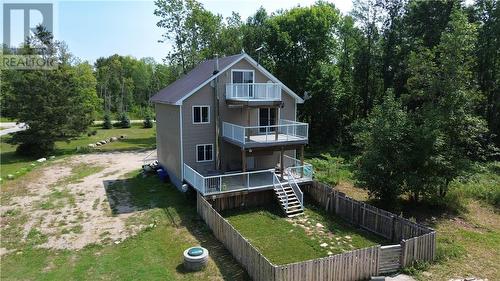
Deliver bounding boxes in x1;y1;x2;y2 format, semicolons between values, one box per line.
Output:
303;182;437;271
196;181;437;281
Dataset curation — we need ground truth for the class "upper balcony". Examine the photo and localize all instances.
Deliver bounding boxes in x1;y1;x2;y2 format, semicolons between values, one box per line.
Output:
225;83;282;105
222;119;308;148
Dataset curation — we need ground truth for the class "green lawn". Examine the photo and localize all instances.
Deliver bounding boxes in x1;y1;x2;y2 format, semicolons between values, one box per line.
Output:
0;170;249;281
0;124;156;179
223;204;384;265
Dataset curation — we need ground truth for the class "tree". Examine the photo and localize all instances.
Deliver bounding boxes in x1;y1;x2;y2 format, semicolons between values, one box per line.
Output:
354;91;411;203
3;26;99;155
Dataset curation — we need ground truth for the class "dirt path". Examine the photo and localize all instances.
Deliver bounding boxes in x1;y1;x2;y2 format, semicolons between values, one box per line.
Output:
1;150;154;252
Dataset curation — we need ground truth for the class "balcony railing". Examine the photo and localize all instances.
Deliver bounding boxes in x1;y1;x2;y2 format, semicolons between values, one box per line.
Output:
184;164;275;195
183;156;313;196
225;83;281;101
222;119;308;146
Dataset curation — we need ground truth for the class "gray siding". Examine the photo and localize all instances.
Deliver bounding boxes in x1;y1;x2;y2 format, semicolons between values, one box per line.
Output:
155;103;182;186
181;84;216;175
157;56;300;180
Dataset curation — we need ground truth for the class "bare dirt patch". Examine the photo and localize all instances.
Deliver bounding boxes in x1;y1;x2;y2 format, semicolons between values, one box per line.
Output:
1;150;154;252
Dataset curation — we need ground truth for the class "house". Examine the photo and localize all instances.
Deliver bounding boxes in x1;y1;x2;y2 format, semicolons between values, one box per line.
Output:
150;53;313;217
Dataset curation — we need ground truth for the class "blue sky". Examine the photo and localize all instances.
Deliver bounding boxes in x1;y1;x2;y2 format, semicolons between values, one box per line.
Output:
3;0;353;63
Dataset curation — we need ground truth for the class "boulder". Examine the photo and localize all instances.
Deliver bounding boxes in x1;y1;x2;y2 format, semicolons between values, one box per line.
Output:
7;174;14;180
36;158;47;163
88;144;96;148
100;140;107;144
95;142;102;146
110;136;118;142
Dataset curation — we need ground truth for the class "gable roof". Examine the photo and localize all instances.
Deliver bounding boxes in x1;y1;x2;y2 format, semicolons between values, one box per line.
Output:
150;53;304;105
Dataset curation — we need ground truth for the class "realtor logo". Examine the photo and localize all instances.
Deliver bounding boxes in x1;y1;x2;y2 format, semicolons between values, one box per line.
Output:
2;3;53;49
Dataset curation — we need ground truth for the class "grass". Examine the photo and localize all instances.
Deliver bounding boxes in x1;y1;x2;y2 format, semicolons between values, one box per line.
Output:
0;124;155;179
223;204;384;265
0;170;250;281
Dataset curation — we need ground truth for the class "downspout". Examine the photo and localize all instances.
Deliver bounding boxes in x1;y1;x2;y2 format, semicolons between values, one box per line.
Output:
213;55;221;170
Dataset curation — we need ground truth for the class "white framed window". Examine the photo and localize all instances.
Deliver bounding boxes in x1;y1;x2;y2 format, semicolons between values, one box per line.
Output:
196;144;214;162
192;105;210;124
231;69;255;84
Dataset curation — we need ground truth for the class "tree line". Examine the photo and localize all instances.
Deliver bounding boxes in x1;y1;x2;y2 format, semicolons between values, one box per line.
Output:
152;0;499;203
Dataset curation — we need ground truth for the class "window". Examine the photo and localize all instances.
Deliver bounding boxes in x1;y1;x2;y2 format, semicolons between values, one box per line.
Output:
196;144;213;162
193;106;210;124
232;70;255;97
232;70;254;84
259;108;277;132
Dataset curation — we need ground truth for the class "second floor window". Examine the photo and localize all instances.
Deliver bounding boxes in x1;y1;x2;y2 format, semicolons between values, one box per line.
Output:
193;106;210;124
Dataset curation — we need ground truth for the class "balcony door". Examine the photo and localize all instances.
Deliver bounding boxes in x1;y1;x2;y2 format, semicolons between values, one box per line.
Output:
259;107;277;133
232;70;254;97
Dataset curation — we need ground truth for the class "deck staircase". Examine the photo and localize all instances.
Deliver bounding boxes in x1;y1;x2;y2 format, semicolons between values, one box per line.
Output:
273;172;304;217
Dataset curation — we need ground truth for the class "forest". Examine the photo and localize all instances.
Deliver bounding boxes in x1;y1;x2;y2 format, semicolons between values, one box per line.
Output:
1;0;499;203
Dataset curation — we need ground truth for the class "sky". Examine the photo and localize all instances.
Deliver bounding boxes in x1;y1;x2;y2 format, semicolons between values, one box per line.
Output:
2;0;354;63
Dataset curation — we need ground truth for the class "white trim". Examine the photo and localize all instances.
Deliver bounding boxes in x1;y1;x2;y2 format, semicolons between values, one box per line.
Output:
192;105;210;124
174;54;304;105
196;144;214;162
180;106;184;180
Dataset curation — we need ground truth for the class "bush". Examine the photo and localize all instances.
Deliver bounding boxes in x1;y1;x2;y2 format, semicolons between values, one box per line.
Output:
103;113;112;129
118;113;131;128
87;130;97;137
143;114;154;128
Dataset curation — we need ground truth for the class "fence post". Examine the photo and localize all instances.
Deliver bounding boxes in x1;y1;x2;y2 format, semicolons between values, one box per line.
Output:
391;215;396;242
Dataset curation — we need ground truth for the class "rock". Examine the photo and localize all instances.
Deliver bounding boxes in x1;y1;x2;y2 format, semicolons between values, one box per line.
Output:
111;136;118;141
88;144;96;148
100;140;107;144
49;156;55;159
7;174;14;179
95;142;102;146
320;243;328;247
316;223;324;228
31;163;36;166
106;138;111;142
327;251;333;255
36;157;47;163
0;177;2;181
114;240;121;244
345;235;351;239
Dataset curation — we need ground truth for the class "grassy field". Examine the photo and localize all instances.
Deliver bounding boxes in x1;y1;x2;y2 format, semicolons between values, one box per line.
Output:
0;124;155;179
309;151;500;280
223;204;384;265
0;170;249;281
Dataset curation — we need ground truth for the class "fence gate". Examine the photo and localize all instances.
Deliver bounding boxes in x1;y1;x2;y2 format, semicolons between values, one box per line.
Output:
379;244;402;274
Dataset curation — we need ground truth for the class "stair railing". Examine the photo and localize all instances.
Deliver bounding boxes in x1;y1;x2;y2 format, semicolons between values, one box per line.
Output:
273;173;288;212
285;168;304;207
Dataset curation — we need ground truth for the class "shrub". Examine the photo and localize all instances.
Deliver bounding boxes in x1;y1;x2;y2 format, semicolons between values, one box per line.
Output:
143;114;154;128
118;112;131;128
103;113;112;129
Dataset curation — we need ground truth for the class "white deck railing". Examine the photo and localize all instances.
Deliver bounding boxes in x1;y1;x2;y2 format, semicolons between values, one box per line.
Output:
222;119;308;145
183;156;313;196
183;163;275;195
226;83;281;101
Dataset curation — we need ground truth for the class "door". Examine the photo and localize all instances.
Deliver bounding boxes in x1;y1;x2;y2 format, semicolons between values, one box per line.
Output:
259;108;277;133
